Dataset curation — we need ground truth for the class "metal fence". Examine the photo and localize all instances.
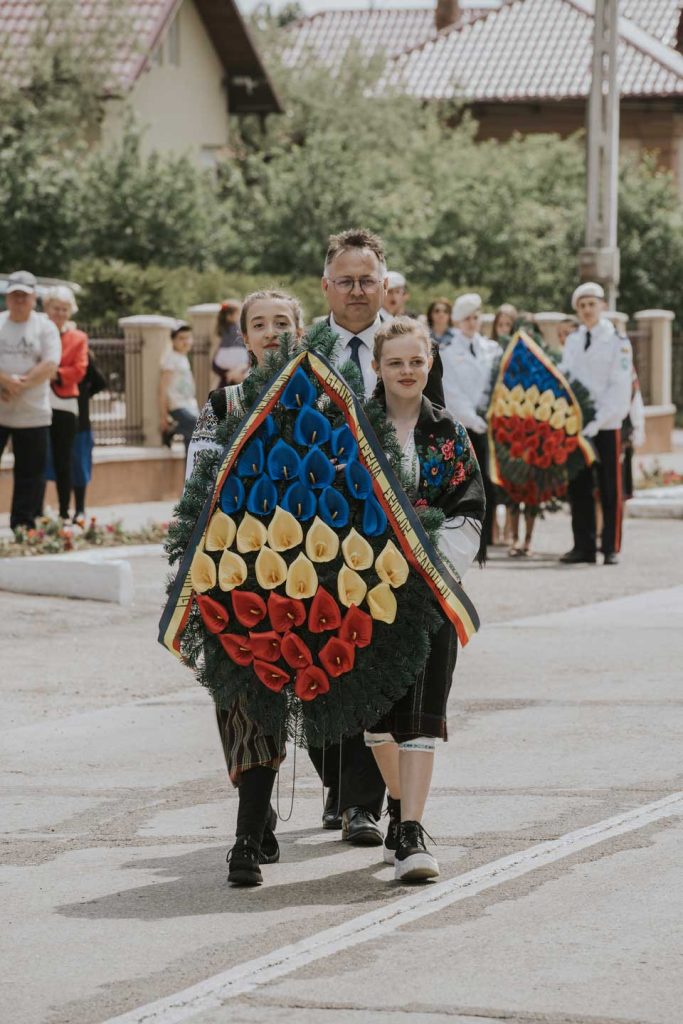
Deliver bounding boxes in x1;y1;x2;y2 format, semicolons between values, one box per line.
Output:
84;325;144;446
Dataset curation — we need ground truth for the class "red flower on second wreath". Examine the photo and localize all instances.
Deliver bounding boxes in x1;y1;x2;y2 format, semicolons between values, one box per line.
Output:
294;665;330;701
195;594;229;634
318;637;356;677
249;630;282;663
231;590;267;628
308;587;342;633
281;633;313;669
253;660;290;692
267;592;306;633
338;605;373;648
218;633;253;666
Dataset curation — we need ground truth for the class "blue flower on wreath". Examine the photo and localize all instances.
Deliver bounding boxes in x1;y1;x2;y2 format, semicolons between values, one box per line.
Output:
281;481;317;521
246;475;278;517
318;486;350;528
280;368;317;410
362;494;387;538
256;415;277;442
236;438;264;478
300;447;335;490
345;460;373;499
220;475;245;515
331;424;358;462
293;406;331;447
266;439;301;482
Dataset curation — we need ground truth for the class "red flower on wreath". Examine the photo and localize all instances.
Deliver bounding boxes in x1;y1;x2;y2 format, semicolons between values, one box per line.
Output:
232;590;267;628
195;595;229;634
249;630;282;662
219;633;253;666
537;452;552;470
319;637;356;677
523;417;537;434
294;665;330;701
267;592;307;633
281;633;313;669
510;442;524;458
553;449;569;465
308;587;342;633
253;660;290;692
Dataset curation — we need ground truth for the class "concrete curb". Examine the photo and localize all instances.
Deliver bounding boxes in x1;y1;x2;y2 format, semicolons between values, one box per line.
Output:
626;486;683;519
0;552;134;605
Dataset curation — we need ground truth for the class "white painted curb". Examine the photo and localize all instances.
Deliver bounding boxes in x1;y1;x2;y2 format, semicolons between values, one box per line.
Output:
0;552;134;605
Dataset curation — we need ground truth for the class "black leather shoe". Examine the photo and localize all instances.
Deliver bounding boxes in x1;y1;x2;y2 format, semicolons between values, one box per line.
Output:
342;806;383;846
559;549;597;564
260;805;280;864
227;835;262;886
322;789;342;830
603;552;619;565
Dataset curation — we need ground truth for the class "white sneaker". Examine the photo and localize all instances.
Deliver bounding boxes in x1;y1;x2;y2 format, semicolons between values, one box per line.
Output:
394;820;439;881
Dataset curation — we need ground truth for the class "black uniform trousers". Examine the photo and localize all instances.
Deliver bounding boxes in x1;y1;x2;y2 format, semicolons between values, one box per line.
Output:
467;429;494;553
567;428;623;557
307;734;385;818
0;425;48;530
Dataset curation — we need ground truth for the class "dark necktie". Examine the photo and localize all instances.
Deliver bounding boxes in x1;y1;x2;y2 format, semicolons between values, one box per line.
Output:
348;336;363;371
584;330;592;351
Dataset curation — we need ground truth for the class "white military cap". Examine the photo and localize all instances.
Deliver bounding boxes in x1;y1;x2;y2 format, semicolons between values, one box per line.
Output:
452;292;482;322
571;282;605;310
386;271;406;289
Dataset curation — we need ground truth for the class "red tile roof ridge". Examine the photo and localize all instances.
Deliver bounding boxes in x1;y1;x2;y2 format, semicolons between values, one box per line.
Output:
565;0;683;80
378;0;513;62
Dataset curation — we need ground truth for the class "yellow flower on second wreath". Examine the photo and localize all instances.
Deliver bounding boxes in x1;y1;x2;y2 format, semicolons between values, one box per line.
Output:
218;550;248;592
375;539;409;588
267;506;303;552
367;582;397;624
255;546;288;590
286;553;318;599
190;549;216;593
341;528;374;571
337;565;368;608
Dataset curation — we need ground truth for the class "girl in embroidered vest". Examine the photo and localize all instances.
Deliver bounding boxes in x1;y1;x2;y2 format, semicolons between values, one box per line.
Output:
186;290;304;887
364;317;485;882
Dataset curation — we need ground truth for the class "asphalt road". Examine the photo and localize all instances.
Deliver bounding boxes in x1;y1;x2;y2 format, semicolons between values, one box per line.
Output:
1;510;682;1024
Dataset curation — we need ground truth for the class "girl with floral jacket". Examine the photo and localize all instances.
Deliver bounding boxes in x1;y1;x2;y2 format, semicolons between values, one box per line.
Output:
364;317;485;882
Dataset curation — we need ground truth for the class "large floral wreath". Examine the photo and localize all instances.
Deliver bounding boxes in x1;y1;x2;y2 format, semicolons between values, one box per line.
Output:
161;324;479;747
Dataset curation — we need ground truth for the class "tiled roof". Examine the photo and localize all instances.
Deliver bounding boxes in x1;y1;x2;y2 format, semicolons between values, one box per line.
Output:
620;0;682;49
0;0;281;112
280;3;497;70
384;0;683;102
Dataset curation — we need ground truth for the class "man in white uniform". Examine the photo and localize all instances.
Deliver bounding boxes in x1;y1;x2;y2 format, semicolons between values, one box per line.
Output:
559;282;633;565
0;271;61;529
381;271;408;321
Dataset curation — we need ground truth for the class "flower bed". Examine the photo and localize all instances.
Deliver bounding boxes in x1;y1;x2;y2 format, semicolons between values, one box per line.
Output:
1;514;168;558
636;463;683;490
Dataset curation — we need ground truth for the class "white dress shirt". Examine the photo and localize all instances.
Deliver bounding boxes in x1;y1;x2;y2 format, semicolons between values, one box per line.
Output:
559;318;633;434
328;312;381;398
439;329;491;433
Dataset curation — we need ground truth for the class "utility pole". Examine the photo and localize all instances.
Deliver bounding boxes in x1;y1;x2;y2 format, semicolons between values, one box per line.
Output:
579;0;620;308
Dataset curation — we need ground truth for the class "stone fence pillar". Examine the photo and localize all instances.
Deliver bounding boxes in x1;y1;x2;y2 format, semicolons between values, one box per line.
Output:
187;303;220;402
119;314;176;448
633;309;676;453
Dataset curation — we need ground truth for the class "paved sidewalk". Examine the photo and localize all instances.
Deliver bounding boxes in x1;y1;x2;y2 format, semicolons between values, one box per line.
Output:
1;511;682;1024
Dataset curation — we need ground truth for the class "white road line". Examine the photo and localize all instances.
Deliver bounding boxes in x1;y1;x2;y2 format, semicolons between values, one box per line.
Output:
102;790;683;1024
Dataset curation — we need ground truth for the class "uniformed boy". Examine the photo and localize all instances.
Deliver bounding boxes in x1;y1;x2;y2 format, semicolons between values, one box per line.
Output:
559;282;633;565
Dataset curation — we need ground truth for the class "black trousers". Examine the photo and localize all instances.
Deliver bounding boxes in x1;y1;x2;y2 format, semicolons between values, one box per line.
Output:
567;429;623;556
467;429;494;553
0;425;49;529
307;734;385;818
50;410;77;518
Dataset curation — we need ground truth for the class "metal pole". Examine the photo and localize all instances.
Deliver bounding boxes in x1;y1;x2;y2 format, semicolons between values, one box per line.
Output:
580;0;620;308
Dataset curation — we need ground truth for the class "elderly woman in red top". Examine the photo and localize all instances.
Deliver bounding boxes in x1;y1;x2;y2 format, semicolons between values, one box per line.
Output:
42;287;88;520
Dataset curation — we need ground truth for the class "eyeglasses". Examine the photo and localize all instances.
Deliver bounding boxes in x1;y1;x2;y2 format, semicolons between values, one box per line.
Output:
326;276;382;294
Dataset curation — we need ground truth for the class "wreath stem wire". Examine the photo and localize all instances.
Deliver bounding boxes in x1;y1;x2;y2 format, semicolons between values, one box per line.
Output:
275;717;298;822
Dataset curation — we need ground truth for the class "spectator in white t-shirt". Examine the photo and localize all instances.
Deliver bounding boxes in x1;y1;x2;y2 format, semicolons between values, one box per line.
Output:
0;271;61;529
159;321;199;454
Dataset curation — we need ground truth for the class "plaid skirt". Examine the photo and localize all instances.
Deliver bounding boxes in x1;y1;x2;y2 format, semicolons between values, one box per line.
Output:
368;619;458;742
215;693;286;787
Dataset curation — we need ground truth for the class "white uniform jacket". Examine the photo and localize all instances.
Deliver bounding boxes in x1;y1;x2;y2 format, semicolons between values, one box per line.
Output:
559;318;633;435
439;329;493;433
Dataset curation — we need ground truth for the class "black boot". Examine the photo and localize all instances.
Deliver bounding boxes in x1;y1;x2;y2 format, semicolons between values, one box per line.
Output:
227;835;262;886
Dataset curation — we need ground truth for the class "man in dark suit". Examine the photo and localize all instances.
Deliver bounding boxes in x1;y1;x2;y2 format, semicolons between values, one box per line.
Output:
307;228;444;846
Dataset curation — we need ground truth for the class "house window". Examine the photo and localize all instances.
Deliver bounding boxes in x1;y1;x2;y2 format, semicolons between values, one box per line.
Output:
167;16;180;66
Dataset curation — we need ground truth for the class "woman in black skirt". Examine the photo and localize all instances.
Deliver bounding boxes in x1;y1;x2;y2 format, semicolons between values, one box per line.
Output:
365;317;485;881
